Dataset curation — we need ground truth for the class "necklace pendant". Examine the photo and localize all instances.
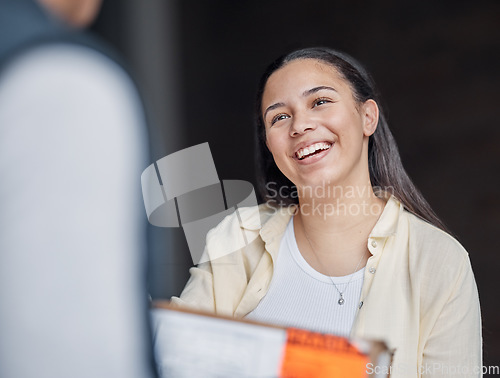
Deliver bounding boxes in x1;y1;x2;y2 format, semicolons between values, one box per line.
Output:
338;297;345;305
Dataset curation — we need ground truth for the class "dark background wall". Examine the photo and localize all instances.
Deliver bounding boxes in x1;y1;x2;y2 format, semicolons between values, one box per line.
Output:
92;0;500;370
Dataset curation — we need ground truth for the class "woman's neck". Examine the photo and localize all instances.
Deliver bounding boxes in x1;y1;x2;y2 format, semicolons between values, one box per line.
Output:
296;183;384;233
293;183;386;276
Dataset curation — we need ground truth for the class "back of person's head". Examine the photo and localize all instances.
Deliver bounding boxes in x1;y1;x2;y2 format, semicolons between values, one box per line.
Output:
37;0;103;27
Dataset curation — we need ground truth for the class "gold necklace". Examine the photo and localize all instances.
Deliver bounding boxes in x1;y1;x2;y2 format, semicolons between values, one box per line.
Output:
300;216;366;306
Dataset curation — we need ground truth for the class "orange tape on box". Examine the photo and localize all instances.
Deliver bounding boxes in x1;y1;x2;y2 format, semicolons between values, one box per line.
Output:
280;328;369;378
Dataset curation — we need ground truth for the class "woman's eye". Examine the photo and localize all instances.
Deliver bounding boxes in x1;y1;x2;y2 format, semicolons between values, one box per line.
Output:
313;98;330;107
271;113;290;125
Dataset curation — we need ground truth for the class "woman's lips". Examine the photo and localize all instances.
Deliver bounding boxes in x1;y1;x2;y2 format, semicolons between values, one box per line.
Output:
294;142;333;164
295;142;332;160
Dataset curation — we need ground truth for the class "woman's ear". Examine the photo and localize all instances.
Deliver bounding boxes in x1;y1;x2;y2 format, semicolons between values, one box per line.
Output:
362;99;379;137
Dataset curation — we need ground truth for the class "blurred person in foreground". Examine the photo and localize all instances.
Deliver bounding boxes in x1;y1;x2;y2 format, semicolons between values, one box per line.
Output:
0;0;156;377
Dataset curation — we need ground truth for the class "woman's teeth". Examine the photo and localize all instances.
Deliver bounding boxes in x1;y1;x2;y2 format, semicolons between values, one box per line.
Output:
296;142;331;160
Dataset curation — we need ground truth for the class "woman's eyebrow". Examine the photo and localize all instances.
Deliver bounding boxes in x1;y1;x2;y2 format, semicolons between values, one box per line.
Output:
263;86;337;119
263;102;285;120
302;86;337;97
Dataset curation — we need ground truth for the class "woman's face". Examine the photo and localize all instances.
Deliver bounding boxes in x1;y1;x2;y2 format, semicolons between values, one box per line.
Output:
262;58;378;191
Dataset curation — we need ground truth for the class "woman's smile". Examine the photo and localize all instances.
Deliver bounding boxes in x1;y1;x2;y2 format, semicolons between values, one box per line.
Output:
294;141;332;160
293;141;333;166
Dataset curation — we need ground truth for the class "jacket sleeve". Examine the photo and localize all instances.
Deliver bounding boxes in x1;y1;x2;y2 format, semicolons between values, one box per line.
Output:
421;254;482;377
168;205;269;315
169;260;216;313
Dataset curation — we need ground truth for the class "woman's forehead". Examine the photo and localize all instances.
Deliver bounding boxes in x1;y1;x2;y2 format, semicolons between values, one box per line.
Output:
269;58;340;83
262;59;348;104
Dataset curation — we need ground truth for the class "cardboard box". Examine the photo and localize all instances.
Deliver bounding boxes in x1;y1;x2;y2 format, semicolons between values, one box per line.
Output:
151;301;392;378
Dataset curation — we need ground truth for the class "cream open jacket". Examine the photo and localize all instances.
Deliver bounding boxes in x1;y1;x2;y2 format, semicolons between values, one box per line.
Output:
171;196;482;377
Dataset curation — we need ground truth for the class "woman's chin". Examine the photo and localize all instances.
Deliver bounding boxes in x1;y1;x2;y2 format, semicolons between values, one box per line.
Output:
296;176;340;195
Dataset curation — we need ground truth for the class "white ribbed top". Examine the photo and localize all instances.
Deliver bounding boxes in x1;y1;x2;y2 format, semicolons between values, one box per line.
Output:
245;217;364;337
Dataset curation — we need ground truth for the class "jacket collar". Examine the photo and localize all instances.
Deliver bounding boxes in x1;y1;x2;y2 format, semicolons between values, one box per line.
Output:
369;195;402;239
244;195;403;261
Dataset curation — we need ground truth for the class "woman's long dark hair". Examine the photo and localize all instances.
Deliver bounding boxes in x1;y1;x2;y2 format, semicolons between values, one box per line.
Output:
255;47;449;233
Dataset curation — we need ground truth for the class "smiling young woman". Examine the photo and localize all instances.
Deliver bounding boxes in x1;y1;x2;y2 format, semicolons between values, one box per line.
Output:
262;58;385;278
171;47;482;377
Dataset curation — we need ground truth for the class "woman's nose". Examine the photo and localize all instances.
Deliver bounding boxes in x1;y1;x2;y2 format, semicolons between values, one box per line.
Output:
289;113;316;136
